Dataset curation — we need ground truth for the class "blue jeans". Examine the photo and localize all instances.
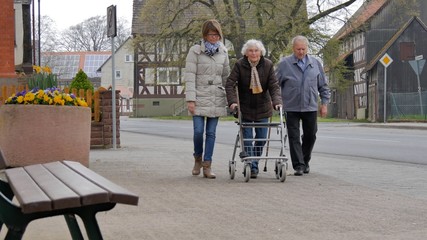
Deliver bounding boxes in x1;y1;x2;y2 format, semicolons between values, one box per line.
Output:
242;118;268;171
192;116;219;162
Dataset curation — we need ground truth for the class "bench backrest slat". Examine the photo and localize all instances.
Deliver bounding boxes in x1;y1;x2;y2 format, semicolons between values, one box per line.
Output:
43;161;110;205
64;160;139;205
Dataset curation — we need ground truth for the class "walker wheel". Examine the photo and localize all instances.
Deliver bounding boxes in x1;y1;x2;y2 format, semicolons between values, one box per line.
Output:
279;164;287;182
244;164;251;182
229;161;235;180
275;161;280;179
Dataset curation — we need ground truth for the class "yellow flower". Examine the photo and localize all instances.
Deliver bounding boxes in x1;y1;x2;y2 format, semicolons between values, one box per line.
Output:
33;65;42;74
77;98;88;107
42;66;52;74
37;89;44;98
17;96;24;103
54;95;62;104
24;92;35;102
64;95;73;102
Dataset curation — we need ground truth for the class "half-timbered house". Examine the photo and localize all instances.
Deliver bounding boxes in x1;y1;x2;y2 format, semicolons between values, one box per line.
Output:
131;0;190;117
330;0;427;122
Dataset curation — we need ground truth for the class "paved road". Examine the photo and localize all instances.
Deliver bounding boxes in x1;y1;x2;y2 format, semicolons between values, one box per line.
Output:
121;118;427;164
7;119;427;240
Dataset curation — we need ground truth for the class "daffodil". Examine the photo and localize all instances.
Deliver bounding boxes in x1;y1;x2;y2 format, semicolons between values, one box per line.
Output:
33;65;42;74
29;65;57;89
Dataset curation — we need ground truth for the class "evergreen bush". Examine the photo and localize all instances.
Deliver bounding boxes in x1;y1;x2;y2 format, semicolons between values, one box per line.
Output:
70;69;94;92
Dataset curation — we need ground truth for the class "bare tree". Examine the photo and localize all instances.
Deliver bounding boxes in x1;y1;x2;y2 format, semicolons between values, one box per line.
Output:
58;16;130;52
137;0;358;62
35;15;60;52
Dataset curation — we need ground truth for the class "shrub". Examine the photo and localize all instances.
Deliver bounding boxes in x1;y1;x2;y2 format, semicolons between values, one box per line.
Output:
70;69;94;92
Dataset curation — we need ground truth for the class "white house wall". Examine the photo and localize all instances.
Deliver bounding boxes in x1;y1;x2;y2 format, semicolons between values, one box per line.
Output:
100;41;134;95
14;3;24;66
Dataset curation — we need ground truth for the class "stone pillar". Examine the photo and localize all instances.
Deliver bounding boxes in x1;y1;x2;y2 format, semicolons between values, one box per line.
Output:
0;0;17;83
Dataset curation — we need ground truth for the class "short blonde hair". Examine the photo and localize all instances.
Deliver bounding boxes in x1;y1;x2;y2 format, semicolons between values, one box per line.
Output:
241;39;266;56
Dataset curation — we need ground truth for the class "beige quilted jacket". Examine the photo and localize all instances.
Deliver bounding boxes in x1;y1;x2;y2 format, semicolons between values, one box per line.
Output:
184;41;230;117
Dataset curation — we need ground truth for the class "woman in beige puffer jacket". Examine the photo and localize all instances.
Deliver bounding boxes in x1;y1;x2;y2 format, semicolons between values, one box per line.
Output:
184;19;230;179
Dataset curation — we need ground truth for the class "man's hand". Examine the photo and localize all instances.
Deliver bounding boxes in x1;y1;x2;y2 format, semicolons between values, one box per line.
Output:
274;104;282;111
320;104;327;118
187;101;195;115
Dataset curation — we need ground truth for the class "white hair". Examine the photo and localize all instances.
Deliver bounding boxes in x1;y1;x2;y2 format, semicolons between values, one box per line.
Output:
241;39;266;56
292;35;309;47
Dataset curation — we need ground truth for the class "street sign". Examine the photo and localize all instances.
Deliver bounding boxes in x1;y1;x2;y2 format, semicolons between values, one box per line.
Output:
107;5;117;148
409;59;426;75
380;53;393;123
107;5;117;38
380;53;393;68
408;56;425;116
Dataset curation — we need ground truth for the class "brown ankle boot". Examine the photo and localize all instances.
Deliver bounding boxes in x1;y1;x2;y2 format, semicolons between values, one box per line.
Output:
202;161;216;179
192;155;202;175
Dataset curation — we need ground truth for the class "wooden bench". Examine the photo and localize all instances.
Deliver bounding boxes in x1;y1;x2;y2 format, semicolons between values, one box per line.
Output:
0;150;139;239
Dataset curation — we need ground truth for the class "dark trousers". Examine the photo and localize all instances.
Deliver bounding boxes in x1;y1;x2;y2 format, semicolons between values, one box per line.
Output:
285;111;318;170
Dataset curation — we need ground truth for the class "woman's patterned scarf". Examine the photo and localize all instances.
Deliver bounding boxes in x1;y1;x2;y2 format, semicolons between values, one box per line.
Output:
204;41;220;56
249;60;263;94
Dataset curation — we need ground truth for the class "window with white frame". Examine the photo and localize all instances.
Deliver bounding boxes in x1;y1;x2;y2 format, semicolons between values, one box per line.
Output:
157;67;180;84
158;69;168;84
125;54;133;62
115;70;122;79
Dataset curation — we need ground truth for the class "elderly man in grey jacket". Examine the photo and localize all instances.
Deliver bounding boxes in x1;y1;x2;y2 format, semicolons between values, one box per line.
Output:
276;35;330;176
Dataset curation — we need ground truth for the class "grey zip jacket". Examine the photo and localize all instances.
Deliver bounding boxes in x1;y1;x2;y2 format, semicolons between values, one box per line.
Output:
276;54;330;112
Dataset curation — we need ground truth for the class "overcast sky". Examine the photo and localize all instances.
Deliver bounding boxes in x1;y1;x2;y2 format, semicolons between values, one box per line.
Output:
36;0;133;30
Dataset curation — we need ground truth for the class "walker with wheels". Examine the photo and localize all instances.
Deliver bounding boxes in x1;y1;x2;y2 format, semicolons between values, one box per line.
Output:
229;88;288;182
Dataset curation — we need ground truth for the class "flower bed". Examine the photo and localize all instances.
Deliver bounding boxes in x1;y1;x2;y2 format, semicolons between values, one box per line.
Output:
4;87;88;107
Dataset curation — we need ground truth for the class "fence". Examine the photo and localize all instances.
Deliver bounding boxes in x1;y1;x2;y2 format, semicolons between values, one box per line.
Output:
390;91;427;120
0;85;101;122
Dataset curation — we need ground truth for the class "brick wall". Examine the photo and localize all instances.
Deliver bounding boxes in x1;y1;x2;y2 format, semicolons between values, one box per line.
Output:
0;0;16;78
90;90;121;148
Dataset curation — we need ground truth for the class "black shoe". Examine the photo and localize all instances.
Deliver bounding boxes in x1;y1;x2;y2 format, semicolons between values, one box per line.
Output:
303;165;310;174
251;169;258;179
294;168;303;176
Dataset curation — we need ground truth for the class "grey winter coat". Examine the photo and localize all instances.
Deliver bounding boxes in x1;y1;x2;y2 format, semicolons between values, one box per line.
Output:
184;41;230;117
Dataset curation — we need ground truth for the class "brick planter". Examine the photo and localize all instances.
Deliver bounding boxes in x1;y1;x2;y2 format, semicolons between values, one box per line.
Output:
0;105;91;167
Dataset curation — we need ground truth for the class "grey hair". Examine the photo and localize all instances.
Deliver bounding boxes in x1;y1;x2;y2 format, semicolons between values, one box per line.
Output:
292;35;309;47
241;39;266;56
